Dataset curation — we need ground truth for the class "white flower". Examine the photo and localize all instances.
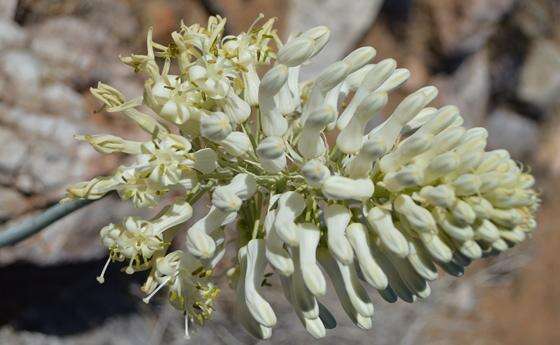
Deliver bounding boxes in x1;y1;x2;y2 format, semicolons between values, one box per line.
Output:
337;59;396;129
346;223;388;290
200;112;232;141
257;136;287;173
321;176;374;201
273;191;306;246
336;92;387;154
296;223;326;296
68;15;540;340
366;207;409;257
216;131;253;157
277;36;315;67
298;106;336;159
323;204;353;264
242;240;277;327
264;194;294;275
318;248;374;328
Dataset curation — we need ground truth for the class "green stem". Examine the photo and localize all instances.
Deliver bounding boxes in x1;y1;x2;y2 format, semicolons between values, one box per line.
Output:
0;198;100;247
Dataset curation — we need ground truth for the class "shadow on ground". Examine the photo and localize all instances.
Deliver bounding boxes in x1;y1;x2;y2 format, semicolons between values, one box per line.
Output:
0;258;149;335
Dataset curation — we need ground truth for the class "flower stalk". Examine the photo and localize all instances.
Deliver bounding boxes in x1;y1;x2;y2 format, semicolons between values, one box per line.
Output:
3;14;540;340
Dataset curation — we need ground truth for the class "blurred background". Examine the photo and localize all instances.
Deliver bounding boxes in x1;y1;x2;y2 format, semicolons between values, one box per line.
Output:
0;0;559;344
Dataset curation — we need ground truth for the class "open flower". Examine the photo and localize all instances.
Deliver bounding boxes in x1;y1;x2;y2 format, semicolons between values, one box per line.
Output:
67;15;540;340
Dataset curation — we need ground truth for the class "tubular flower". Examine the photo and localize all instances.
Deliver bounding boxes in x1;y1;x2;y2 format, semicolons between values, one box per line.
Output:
66;15;540;339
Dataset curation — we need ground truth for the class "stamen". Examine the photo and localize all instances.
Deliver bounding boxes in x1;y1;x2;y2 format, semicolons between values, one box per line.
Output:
125;258;135;274
184;312;190;339
142;276;171;304
248;13;265;32
96;257;111;284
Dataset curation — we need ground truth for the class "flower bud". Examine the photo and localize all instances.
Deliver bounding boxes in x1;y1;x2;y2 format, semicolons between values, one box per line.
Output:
336;92;387;154
341;64;375;94
432;207;474;241
346;222;389;289
419;185;456;208
301;159;331;187
289;250;321;319
404;107;437;132
318;248;374;319
243;65;260;106
244;239;277;327
261;155;287;173
264;195;294;275
315;61;349;92
185;207;237;258
277;36;315;66
423;152;459;183
152;200;194;232
322;176;374;201
259;64;289;96
235;246;273;339
217;131;253;157
298;106;336;159
492;238;509;252
452;174;482;196
379;134;432;173
484;188;534;208
345;137;387;178
458;240;482;259
67;175;121;200
418;232;452;262
477;150;509;173
212;187;243;212
276;66;301;115
324;204;353;264
450;200;476;225
464;196;494;219
200;112;232;141
223;90;251;124
382;165;423;192
342;46;377;74
455;150;483;175
259;67;289;136
366;207;409;257
475;219;500;243
415;105;460;136
519;174;535;189
77;134;142;155
160;99;190;124
489;208;524;228
257;136;285;159
224;173;258;200
500;228;526;244
376;68;410;93
191;148;218;174
274;192;306;246
188;65;206;81
301;26;330;57
297;223;326;296
426;126;465;155
375;86;439;145
407;241;438;281
338;59;396;130
394;195;437;233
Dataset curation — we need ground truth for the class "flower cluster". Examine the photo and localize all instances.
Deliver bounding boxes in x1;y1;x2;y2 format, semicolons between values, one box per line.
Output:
67;15;539;339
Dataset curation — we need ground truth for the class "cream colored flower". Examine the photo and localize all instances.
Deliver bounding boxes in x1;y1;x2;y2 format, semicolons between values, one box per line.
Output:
67;15;539;340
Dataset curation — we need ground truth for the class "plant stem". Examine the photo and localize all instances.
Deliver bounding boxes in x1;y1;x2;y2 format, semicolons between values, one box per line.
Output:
0;198;100;247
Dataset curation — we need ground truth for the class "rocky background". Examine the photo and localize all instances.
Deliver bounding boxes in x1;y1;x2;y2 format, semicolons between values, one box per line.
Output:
0;0;559;344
